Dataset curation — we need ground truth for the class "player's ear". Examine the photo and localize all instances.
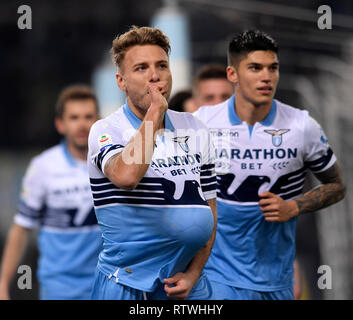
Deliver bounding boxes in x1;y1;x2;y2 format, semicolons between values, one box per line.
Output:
227;66;238;84
116;73;127;92
55;117;65;135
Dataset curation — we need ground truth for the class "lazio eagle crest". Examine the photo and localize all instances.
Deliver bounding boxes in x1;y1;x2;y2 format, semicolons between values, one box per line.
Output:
172;136;190;153
264;129;290;147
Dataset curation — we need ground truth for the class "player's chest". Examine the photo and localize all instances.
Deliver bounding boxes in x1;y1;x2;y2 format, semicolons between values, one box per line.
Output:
45;169;92;205
210;125;304;173
147;133;202;179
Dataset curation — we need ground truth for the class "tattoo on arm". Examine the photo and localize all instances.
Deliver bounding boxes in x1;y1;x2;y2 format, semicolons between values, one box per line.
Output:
295;162;346;214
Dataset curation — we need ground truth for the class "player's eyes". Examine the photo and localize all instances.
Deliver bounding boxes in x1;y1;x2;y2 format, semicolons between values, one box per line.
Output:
159;63;168;69
135;65;146;71
249;65;261;71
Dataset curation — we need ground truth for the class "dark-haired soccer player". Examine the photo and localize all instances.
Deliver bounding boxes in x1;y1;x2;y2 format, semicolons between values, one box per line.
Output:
193;64;233;111
0;85;102;300
194;30;346;300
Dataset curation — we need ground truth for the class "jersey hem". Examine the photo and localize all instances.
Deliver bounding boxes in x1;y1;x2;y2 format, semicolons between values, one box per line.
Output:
96;263;156;293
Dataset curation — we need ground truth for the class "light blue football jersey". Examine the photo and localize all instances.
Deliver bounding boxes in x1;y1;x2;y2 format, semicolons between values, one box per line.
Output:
194;95;336;291
15;141;103;299
87;103;217;292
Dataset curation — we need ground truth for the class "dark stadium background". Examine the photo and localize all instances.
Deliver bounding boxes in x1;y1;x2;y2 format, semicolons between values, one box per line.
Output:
0;0;352;299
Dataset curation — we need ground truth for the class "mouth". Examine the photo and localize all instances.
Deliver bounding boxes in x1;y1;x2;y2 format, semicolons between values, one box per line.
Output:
257;86;273;95
76;132;89;139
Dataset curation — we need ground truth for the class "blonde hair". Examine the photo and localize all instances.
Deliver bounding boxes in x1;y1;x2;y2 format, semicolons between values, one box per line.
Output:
111;25;170;68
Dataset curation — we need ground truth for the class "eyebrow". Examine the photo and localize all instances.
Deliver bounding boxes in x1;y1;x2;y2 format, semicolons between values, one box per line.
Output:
246;62;279;67
132;60;169;68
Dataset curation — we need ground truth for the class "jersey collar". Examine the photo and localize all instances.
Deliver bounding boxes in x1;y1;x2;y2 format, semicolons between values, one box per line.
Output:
228;95;242;125
61;140;88;171
123;101;175;131
260;100;277;126
228;94;277;126
61;140;77;167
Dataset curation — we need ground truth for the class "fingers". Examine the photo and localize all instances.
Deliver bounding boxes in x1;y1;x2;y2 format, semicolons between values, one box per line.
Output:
164;276;177;286
163;275;189;299
264;216;280;222
259;191;280;221
259;197;275;207
164;283;186;296
260;204;279;213
147;81;168;97
259;192;279;210
259;191;276;198
148;83;168;110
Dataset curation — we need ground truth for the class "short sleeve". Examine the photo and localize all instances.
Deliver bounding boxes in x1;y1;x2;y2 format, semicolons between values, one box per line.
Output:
303;114;336;173
88;120;126;175
14;158;46;229
198;120;217;200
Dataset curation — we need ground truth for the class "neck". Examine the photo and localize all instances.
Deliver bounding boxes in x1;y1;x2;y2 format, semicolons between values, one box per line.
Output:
66;141;87;161
127;98;165;131
234;93;272;126
127;98;145;120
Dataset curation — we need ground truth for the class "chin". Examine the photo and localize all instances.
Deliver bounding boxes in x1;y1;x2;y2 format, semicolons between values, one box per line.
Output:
255;97;273;106
73;141;88;150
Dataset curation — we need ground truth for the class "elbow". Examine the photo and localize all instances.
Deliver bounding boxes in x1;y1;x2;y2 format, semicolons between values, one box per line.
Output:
341;183;347;200
105;162;140;190
109;174;139;190
118;180;139;190
335;182;347;203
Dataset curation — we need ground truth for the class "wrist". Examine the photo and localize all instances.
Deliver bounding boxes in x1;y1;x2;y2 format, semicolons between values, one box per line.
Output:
291;200;300;217
184;268;201;284
145;105;166;125
148;102;167;114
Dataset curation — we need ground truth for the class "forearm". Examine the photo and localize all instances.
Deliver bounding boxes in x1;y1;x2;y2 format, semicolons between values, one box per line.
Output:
105;105;165;189
295;163;346;215
0;224;30;288
295;182;346;215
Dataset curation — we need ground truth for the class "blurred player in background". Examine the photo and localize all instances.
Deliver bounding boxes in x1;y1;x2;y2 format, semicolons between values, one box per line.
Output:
194;30;346;300
0;85;102;300
88;26;217;300
168;89;195;113
169;64;233;113
192;63;233;111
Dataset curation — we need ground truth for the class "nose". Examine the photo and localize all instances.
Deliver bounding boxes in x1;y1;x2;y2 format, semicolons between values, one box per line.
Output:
78;117;92;129
261;68;272;83
150;67;160;82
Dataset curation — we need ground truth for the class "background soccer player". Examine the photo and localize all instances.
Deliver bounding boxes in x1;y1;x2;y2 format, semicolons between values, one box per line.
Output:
194;30;346;300
192;63;234;111
168;89;195;113
0;85;102;300
88;26;217;300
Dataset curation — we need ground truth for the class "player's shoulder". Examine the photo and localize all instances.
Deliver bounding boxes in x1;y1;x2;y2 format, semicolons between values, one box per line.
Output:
193;99;229;126
33;144;62;162
90;107;126;138
274;99;309;124
29;144;64;171
167;109;207;130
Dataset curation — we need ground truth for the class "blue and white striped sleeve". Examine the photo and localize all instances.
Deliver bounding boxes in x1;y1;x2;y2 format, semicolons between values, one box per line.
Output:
14;157;45;229
199;123;217;200
88;121;125;175
303;115;336;173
